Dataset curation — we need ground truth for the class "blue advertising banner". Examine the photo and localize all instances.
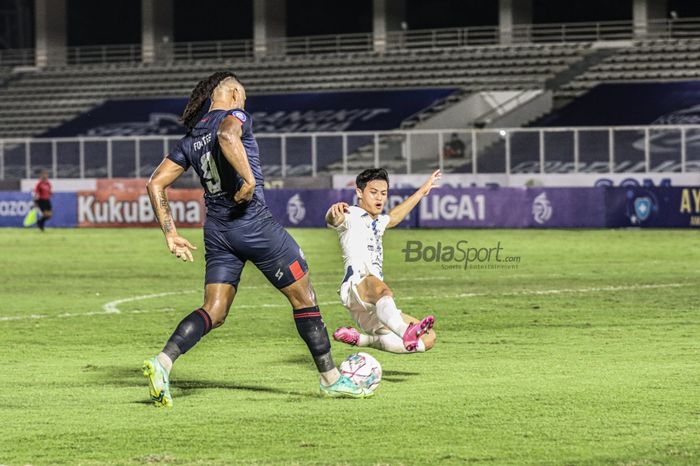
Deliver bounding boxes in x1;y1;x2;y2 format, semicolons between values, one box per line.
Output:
264;187;698;229
1;187;697;229
0;192;78;227
605;186;700;228
265;187;609;228
264;189;420;228
42;89;458;137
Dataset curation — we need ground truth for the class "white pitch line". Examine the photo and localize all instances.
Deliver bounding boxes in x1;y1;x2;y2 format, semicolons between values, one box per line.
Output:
0;282;690;323
451;282;687;299
102;290;199;314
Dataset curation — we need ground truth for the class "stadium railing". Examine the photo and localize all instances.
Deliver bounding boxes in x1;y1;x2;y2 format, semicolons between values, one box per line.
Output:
3;17;700;67
0;125;698;180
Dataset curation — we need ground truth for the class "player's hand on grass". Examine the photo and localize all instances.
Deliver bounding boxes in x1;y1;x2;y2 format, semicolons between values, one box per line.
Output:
328;202;350;226
234;181;255;204
420;169;442;197
166;235;197;262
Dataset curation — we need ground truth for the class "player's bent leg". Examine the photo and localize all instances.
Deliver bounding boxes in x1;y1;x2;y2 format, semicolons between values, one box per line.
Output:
355;275;393;304
400;311;435;352
348;325;431;354
249;220;370;397
356;276;431;350
160;284;235;363
373;331;422;353
281;274;334;374
281;275;371;398
401;313;437;351
143;284;235;407
356;277;407;336
344;310;436;353
202;283;236;328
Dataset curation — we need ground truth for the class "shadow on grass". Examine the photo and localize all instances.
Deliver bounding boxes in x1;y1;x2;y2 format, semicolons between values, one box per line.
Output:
382;370;420;383
281;354;316;367
86;364;318;401
174;379;316;398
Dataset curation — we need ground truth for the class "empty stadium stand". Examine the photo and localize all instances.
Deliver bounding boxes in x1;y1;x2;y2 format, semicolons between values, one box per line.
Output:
557;39;700;100
448;80;700;175
0;42;590;138
3;24;700;178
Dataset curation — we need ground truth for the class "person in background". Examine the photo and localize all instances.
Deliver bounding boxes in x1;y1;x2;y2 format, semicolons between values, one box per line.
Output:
34;170;53;231
443;133;466;159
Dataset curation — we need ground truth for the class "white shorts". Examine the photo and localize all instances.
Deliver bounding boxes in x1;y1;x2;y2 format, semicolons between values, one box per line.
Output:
338;265;388;335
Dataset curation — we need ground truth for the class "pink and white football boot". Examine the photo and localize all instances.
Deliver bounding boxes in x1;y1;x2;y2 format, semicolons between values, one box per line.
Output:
333;327;360;346
402;315;435;352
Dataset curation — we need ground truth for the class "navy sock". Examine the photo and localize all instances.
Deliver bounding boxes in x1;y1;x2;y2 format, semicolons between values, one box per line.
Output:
162;308;212;363
293;306;335;373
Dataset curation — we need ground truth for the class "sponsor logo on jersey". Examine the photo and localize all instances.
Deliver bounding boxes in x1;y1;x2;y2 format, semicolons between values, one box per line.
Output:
231;111;247;123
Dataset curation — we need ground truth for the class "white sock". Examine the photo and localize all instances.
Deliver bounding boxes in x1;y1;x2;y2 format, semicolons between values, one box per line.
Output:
367;332;425;353
358;334;381;347
319;368;341;386
157;352;173;374
375;296;409;338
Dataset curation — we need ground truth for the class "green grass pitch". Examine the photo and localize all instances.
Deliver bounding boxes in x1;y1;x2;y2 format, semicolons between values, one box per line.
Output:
1;227;699;465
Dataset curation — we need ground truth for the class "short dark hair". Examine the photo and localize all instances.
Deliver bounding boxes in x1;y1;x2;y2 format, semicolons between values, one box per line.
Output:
356;168;389;191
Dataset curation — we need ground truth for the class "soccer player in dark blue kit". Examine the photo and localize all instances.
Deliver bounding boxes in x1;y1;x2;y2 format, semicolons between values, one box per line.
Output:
142;71;371;407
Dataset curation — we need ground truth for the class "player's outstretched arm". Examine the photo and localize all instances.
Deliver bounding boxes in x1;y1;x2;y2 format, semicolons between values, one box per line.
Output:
218;116;255;204
147;158;197;262
326;202;349;227
387;169;441;228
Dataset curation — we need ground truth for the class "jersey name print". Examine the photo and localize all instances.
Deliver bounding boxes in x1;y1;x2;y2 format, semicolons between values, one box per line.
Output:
166;108;268;229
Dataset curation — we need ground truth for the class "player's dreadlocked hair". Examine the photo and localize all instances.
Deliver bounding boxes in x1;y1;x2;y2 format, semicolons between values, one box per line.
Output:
181;71;239;130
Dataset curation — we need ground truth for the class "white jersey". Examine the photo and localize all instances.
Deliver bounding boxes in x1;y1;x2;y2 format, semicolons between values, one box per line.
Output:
329;205;391;280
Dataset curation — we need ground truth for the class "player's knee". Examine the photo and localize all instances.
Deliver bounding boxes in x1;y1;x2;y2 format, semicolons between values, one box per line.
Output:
204;302;230;328
283;278;317;309
289;289;316;308
377;286;393;300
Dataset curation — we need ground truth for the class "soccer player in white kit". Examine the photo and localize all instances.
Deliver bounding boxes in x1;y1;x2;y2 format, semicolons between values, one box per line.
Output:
326;168;440;353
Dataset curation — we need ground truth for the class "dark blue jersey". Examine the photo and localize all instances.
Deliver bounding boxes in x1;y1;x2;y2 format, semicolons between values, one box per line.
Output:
167;108;268;229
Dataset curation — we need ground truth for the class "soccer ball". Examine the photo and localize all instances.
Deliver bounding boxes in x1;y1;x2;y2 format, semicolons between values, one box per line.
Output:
340;352;382;392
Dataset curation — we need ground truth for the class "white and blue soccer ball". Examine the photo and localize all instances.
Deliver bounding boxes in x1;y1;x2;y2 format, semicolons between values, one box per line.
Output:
340;352;382;392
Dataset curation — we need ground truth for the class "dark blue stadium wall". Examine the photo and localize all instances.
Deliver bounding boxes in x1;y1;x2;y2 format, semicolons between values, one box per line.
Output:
43;89;458;137
536;81;700;127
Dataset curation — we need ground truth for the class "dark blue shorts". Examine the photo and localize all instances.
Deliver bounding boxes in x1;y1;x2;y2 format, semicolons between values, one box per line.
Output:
203;214;308;289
